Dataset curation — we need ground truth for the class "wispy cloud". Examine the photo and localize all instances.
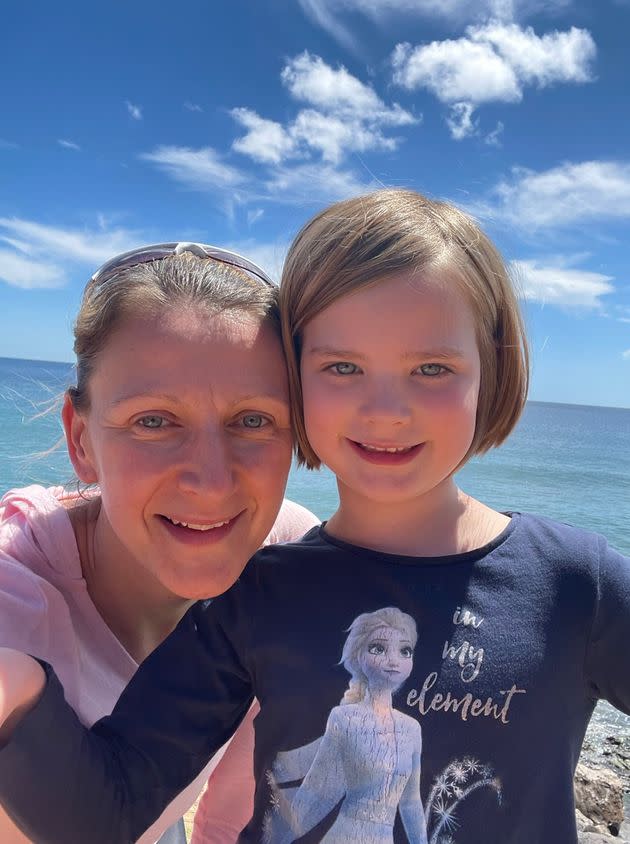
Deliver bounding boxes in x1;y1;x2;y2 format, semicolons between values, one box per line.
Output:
125;100;143;120
479;160;630;229
0;249;65;290
391;22;595;138
0;218;143;289
513;258;614;308
184;101;203;112
140;145;245;191
622;349;630;360
298;0;575;48
58;139;81;151
143;53;405;209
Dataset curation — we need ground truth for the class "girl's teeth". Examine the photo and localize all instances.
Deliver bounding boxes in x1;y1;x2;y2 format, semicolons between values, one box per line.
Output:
360;443;411;453
168;518;229;531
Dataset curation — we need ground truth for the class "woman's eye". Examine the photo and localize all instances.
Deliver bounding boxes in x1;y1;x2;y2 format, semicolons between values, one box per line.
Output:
137;415;167;429
368;643;385;655
329;362;359;375
416;363;448;377
400;646;413;659
240;414;269;429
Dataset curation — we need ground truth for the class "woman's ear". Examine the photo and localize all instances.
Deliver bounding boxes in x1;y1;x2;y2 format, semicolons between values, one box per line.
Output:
62;393;98;484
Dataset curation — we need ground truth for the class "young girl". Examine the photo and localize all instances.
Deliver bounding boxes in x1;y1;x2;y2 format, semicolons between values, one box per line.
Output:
1;190;629;844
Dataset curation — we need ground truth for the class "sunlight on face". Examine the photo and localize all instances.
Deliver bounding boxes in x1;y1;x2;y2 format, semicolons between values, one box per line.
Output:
68;305;293;599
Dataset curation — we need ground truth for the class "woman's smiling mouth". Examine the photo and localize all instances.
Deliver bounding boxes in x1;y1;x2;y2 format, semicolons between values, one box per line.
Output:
158;512;244;544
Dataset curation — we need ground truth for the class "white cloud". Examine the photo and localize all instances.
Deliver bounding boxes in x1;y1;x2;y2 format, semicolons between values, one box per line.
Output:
487;160;630;229
247;208;264;225
0;249;65;290
231;109;296;165
184;102;203;112
446;102;477;140
513;259;614;308
232;53;417;168
622;349;630;360
263;161;370;203
141;146;245;191
391;22;594;138
392;38;522;105
125;100;143;120
58;139;81;151
0;218;143;289
0;218;141;265
484;121;504;146
283;52;414;126
298;0;574;46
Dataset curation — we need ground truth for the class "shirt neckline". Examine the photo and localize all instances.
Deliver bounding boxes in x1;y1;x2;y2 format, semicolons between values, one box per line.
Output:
313;512;520;567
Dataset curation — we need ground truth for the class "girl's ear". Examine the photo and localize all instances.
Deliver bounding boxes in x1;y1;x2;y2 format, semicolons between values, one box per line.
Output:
62;393;98;484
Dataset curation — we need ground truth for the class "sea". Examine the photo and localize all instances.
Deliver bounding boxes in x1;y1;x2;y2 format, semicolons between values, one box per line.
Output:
1;355;629;753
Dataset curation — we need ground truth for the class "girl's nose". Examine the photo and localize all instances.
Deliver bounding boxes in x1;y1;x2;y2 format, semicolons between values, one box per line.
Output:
359;380;412;426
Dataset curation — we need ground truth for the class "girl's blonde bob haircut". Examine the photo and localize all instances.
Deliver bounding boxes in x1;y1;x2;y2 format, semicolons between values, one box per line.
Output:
280;188;529;469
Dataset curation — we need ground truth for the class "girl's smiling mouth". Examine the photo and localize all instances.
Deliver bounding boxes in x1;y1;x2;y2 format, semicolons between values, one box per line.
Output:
348;439;423;464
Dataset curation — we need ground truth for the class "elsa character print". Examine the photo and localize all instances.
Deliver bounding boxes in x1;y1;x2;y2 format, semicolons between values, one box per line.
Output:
267;607;428;843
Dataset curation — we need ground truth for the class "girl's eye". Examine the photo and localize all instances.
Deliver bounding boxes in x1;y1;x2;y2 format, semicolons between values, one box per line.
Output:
416;363;448;377
368;643;385;656
328;362;359;375
400;646;413;659
137;415;167;429
240;414;269;429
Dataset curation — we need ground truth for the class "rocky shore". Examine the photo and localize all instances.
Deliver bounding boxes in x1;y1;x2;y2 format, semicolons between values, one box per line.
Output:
576;703;630;842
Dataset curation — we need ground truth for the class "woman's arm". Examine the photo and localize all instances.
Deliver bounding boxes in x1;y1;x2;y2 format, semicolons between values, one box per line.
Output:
0;648;45;747
0;599;254;844
191;702;258;844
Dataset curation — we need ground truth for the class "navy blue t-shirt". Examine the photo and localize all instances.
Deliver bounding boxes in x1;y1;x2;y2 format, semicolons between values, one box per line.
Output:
1;513;629;844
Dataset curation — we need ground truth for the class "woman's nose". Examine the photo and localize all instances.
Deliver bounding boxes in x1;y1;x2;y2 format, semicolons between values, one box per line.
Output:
176;432;237;498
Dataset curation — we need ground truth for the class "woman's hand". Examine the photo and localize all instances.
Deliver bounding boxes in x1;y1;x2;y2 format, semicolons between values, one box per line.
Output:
0;649;45;746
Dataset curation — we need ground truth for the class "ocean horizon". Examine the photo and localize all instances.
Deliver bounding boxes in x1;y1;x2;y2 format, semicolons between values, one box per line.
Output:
1;354;629;752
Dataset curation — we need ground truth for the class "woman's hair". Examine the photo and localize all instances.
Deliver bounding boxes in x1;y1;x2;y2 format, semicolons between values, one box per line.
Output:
339;607;417;705
68;253;280;412
280;188;529;468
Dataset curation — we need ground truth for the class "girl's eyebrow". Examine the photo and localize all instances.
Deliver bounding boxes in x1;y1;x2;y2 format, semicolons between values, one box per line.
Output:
304;345;466;360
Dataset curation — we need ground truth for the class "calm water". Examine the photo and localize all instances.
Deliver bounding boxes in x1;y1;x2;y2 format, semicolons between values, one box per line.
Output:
1;356;629;737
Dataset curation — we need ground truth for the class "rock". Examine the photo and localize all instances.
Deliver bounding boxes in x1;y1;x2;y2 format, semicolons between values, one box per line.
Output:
575;762;625;836
579;834;620;843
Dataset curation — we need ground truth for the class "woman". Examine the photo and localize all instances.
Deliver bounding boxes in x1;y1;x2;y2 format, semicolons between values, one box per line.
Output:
266;607;427;843
0;242;317;843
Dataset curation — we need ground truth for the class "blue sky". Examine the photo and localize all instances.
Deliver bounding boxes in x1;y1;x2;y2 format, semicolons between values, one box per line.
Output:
1;0;629;408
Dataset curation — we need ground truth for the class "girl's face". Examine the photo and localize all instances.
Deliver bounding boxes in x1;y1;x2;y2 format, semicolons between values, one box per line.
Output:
300;271;481;518
64;305;293;600
359;625;414;692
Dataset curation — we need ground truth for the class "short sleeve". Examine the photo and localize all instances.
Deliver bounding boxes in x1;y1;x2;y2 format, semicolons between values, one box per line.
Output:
585;538;630;713
265;499;319;546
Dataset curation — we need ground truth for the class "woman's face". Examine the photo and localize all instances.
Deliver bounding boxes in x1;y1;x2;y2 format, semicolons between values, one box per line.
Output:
359;625;414;692
64;304;293;600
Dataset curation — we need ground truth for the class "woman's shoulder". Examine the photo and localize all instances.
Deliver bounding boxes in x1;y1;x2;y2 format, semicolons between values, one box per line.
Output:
0;484;83;580
264;499;320;547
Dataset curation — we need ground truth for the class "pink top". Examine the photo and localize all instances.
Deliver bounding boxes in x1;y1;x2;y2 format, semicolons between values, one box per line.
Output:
0;485;318;844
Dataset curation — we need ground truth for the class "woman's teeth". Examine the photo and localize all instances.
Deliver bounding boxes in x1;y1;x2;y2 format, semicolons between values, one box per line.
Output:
167;517;229;531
